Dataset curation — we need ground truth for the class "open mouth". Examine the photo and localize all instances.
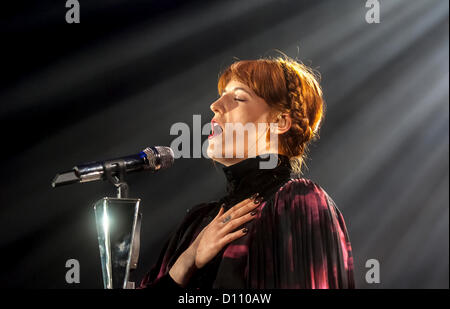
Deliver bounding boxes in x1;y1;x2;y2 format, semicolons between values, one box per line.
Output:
208;120;223;139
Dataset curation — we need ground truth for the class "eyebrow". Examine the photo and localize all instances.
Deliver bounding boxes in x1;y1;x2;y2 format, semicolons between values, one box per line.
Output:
222;87;253;97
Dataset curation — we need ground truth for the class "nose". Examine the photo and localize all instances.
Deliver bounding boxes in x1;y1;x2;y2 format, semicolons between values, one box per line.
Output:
210;97;222;114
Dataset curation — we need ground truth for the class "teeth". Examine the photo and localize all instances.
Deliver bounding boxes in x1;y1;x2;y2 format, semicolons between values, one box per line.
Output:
212;122;222;137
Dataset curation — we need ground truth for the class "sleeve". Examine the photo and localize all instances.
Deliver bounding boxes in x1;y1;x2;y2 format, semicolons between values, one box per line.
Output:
140;272;184;289
270;179;355;289
138;202;213;289
138;235;184;289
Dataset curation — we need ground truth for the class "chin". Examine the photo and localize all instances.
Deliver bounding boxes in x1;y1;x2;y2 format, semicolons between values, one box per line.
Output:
207;144;246;167
207;146;226;165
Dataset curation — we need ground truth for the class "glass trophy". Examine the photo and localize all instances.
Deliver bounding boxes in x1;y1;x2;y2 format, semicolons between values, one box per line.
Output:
94;197;141;289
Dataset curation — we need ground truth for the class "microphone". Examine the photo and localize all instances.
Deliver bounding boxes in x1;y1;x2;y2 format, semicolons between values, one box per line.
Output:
52;146;174;188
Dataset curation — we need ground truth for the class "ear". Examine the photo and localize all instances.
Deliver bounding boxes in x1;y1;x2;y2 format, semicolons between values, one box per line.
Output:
275;113;292;135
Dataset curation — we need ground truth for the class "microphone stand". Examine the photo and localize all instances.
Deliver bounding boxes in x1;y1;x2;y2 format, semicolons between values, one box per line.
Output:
93;159;142;289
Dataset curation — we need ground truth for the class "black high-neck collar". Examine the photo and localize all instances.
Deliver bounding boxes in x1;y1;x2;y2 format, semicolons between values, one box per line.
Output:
220;154;292;207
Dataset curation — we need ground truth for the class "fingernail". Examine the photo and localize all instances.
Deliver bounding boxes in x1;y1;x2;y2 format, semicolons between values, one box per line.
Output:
242;227;249;234
254;197;263;204
250;210;257;216
250;193;259;200
221;203;226;209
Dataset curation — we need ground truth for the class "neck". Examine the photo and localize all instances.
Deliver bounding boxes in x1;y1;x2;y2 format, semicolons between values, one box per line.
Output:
219;153;293;209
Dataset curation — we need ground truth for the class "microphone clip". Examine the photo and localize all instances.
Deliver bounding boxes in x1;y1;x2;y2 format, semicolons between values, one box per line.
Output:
103;159;129;198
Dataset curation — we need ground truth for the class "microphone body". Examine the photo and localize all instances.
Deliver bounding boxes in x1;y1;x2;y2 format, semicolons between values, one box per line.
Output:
52;146;174;187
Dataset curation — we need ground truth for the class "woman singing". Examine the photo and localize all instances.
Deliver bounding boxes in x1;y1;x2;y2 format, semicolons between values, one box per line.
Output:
139;56;355;289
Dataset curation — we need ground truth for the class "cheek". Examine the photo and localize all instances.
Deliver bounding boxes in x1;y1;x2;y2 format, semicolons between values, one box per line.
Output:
228;108;250;124
247;99;272;123
230;105;259;125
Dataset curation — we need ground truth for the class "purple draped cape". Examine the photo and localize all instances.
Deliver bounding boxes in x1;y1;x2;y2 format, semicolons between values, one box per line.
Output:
139;154;355;289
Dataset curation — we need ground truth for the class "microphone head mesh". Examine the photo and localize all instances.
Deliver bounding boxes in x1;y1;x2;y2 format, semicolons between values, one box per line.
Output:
155;146;175;170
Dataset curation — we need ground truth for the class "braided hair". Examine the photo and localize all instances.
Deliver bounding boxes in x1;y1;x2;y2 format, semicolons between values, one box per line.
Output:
277;58;324;173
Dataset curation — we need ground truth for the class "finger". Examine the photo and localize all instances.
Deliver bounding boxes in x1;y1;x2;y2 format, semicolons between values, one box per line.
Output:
214;204;226;220
222;194;259;219
230;197;263;219
215;201;248;223
219;212;257;235
212;203;229;224
220;227;249;246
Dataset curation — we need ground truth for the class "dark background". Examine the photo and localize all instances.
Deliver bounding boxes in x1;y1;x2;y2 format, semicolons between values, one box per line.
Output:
0;0;448;288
